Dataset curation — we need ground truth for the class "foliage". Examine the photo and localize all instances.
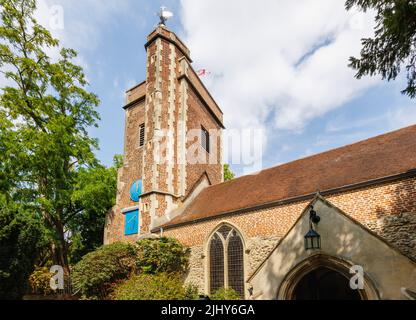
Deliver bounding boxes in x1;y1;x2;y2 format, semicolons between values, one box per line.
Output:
210;288;241;300
112;154;124;170
71;243;137;300
0;196;46;300
111;273;196;300
184;283;200;300
345;0;416;98
136;237;190;275
224;164;235;181
68;156;120;264
28;267;53;295
0;0;120;277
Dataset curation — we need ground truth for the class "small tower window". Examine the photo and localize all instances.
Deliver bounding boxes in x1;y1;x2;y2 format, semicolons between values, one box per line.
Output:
139;123;145;147
201;126;210;153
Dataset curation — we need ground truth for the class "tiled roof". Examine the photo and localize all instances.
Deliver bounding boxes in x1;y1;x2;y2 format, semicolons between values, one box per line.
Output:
162;125;416;229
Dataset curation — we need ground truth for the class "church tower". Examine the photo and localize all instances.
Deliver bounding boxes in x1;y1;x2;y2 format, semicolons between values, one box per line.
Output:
104;24;224;243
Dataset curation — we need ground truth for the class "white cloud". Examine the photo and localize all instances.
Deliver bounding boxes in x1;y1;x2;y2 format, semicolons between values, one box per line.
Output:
179;0;379;133
36;0;136;50
325;113;388;133
323;101;416;135
388;104;416;130
32;0;140;70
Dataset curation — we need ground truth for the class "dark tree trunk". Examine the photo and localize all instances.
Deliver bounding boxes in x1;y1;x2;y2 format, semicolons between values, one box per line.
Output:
51;220;71;276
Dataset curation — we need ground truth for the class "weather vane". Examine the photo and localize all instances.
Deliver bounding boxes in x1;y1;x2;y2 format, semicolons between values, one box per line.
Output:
158;6;173;26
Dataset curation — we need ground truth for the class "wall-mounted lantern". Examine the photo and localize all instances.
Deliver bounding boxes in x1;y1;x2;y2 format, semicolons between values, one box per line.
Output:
304;205;321;250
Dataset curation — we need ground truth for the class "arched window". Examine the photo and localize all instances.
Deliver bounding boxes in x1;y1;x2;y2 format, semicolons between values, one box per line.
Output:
208;225;245;297
209;233;224;294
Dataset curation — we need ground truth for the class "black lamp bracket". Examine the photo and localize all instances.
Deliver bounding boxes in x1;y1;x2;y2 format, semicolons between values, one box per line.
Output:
309;206;321;225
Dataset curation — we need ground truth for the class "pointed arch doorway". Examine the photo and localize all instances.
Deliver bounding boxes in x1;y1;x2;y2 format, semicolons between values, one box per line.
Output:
291;266;361;300
278;255;379;300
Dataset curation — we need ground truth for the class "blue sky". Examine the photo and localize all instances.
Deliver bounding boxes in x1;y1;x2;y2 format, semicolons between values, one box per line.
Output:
36;0;415;176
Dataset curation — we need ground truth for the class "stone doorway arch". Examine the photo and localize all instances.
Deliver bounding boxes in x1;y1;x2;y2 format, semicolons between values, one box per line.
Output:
277;254;380;300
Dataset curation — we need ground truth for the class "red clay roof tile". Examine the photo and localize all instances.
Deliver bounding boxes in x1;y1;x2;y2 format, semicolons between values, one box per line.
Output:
162;125;416;228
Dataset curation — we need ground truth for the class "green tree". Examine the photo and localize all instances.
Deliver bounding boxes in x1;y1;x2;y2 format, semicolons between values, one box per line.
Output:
346;0;416;98
0;87;47;299
0;0;100;274
224;164;235;181
0;196;46;300
68;157;121;263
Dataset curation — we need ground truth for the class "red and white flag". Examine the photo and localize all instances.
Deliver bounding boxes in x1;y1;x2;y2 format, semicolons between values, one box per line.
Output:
197;69;211;77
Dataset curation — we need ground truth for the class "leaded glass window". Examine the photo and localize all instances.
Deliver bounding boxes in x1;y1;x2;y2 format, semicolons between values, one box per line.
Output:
208;225;245;298
228;230;245;297
209;233;224;294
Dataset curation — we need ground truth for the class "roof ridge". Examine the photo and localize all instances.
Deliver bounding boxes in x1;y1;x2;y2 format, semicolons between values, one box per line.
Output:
210;124;416;190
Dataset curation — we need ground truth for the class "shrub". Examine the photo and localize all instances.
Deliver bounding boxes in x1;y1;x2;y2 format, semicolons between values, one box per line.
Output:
28;267;54;296
184;283;200;300
71;242;137;299
210;288;241;300
111;273;194;300
0;198;46;300
136;237;190;274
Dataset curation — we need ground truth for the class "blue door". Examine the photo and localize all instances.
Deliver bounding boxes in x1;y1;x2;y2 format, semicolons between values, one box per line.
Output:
124;210;139;235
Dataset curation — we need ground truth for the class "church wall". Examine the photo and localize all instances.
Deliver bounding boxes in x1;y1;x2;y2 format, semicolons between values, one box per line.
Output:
249;197;416;300
163;176;416;293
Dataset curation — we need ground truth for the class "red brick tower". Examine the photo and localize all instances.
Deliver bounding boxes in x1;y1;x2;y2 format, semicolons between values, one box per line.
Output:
104;25;224;243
